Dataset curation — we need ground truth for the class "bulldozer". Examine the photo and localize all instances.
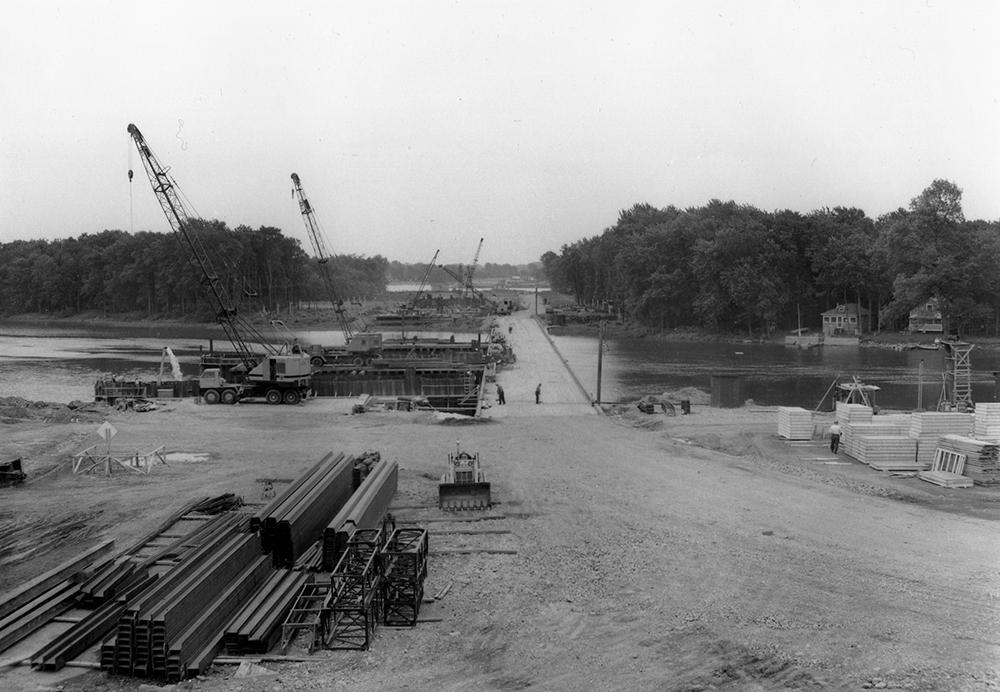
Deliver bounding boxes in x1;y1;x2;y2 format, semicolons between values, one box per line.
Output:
439;442;491;511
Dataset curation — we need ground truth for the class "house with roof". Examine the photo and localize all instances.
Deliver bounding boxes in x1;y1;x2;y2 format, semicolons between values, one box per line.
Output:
821;303;871;336
908;297;943;333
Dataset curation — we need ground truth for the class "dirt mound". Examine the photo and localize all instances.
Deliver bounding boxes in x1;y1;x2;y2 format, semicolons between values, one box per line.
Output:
0;396;107;423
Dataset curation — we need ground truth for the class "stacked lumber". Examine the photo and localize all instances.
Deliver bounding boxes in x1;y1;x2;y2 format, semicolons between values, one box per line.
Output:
937;434;1000;486
974;403;1000;442
836;403;873;426
777;407;813;440
909;412;973;469
842;421;909;460
855;436;918;470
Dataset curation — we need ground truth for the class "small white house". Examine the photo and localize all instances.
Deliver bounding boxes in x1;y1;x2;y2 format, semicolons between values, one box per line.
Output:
909;298;944;333
821;303;870;336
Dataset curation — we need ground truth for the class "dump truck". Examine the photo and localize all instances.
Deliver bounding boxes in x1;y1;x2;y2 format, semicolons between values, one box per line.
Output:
439;443;491;510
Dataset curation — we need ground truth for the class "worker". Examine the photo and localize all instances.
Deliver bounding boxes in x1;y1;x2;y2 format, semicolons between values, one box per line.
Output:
829;421;842;453
508;324;513;334
496;384;505;405
535;383;542;404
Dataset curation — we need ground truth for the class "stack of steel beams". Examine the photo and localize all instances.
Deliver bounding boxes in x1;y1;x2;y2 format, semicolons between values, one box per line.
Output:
381;528;428;627
322;460;399;570
223;569;310;655
255;452;356;568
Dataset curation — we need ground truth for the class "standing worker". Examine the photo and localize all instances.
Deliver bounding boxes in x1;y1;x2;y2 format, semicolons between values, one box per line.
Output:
829;421;842;453
496;384;505;405
535;383;542;404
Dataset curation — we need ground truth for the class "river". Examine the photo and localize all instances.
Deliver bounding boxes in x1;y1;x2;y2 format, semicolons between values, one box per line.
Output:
548;333;1000;411
2;321;998;411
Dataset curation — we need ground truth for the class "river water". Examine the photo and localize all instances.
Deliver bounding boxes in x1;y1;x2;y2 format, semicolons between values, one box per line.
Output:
548;333;1000;411
2;321;998;411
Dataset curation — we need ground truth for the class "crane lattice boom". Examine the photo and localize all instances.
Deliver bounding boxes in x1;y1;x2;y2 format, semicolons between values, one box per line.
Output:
127;124;274;369
290;173;354;341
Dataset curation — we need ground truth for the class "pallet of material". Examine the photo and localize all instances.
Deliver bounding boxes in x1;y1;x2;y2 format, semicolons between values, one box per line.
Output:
777;407;813;440
909;412;973;468
974;403;1000;442
855;436;918;470
842;421;909;460
918;470;974;488
938;434;1000;486
836;403;873;426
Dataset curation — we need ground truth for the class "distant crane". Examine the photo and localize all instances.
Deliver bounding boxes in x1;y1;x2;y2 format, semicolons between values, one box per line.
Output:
411;249;440;311
290;173;354;342
464;238;484;298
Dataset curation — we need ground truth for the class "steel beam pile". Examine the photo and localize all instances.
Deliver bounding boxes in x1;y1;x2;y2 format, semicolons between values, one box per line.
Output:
101;513;273;680
0;540;115;656
322;459;399;570
30;571;159;671
223;569;310;655
254;452;356;568
381;528;428;627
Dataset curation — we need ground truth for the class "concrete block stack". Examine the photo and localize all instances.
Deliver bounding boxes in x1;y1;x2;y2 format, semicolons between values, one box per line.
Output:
777;407;814;440
909;412;973;469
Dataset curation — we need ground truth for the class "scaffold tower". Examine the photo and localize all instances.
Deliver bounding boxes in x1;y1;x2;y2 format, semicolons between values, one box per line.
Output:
937;338;974;411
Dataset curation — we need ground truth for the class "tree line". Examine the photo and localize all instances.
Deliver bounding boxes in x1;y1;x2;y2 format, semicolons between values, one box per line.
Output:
540;180;1000;336
0;220;388;319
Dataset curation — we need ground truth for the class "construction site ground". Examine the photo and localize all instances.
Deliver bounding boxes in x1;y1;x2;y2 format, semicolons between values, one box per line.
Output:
1;311;999;692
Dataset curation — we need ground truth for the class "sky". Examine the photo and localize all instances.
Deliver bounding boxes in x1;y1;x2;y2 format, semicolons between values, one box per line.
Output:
1;1;998;266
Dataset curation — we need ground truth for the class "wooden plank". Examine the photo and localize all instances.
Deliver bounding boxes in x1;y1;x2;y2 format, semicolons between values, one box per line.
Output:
0;539;114;621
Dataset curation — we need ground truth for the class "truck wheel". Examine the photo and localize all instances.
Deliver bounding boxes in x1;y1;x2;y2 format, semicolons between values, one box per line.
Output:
203;389;220;405
265;389;282;405
352;356;364;366
221;389;238;405
310;356;325;368
283;390;301;405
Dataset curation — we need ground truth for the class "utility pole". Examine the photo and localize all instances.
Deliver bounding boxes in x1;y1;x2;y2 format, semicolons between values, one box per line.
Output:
597;321;604;405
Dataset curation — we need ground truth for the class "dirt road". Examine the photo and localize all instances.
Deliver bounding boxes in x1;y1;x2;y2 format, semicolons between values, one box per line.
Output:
1;311;999;691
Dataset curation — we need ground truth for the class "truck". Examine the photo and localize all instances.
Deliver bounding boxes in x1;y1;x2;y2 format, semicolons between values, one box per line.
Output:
199;352;311;405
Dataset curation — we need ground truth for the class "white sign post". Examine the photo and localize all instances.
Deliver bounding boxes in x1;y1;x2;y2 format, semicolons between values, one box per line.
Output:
96;421;118;475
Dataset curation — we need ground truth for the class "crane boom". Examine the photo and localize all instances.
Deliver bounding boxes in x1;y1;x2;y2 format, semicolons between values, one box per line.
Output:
411;249;440;310
290;173;354;341
127;123;275;369
465;238;484;296
438;263;500;310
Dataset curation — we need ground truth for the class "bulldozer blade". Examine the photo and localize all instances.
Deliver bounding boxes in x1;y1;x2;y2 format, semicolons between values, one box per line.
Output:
438;482;492;511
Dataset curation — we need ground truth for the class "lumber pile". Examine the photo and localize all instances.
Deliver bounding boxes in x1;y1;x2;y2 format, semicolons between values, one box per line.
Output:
937;434;1000;486
777;407;813;440
855;436;918;470
974;403;1000;442
842;420;910;460
909;412;973;469
836;403;873;426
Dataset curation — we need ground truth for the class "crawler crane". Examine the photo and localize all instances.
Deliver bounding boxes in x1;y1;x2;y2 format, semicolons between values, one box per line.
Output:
128;124;311;405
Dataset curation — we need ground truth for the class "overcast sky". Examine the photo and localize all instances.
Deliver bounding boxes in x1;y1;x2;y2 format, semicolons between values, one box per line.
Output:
1;2;997;265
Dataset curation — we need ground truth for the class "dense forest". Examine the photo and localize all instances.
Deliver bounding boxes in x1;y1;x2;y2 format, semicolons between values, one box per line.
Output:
541;180;1000;336
0;220;389;319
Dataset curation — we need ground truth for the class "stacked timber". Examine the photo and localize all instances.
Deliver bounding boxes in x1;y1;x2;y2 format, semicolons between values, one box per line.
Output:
974;403;1000;442
254;452;357;568
777;407;813;440
842;420;910;460
909;412;973;469
836;403;873;426
322;459;400;571
937;434;1000;486
855;436;919;470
